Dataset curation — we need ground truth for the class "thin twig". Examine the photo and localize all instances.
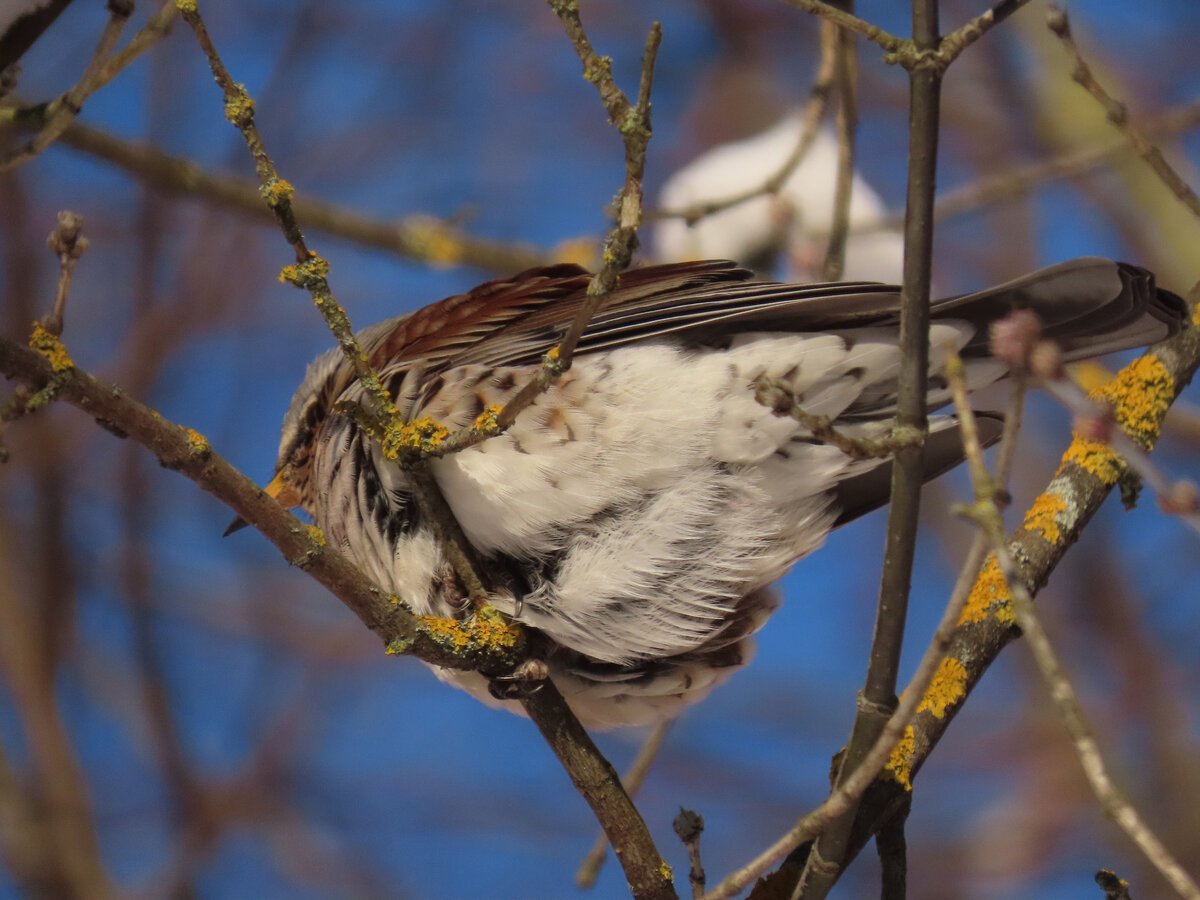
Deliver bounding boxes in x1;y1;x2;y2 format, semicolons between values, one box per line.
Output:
436;6;661;460
0;0;76;72
674;809;706;900
821;17;858;282
776;0;906;55
978;510;1200;900
576;720;673;888
649;24;837;226
790;1;942;896
0;211;89;458
923;100;1200;227
175;3;399;430
875;805;910;900
31;119;554;273
44;210;88;337
756;376;922;459
0;0;177;171
937;0;1033;65
1047;6;1200;220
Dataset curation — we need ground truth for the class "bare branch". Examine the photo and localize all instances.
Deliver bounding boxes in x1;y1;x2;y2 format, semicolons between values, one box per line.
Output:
1047;6;1200;220
576;720;673;888
0;0;176;170
776;0;906;55
35;119;555;273
821;19;859;282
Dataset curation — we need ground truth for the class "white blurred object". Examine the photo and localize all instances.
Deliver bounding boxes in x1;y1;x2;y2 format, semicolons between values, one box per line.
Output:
654;114;905;284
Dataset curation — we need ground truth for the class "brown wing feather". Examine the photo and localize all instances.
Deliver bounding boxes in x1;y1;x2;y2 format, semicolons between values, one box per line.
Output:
371;256;1184;375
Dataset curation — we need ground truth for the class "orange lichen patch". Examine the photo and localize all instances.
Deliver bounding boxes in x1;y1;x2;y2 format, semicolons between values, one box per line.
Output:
261;177;294;207
279;252;330;287
884;725;915;791
29;323;73;371
382;416;449;458
1192;303;1200;328
959;555;1014;626
917;657;968;720
1022;492;1068;544
417;614;473;650
472;404;503;437
412;608;522;654
223;91;255;127
1061;437;1122;485
470;606;522;650
1101;356;1173;448
183;427;210;456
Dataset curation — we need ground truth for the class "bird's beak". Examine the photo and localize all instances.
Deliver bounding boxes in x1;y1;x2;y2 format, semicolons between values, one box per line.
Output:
222;466;302;537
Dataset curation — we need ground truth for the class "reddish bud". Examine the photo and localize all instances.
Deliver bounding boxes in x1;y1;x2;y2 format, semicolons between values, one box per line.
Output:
990;309;1043;368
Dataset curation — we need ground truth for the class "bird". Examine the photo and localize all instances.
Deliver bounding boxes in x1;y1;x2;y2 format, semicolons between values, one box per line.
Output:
654;118;905;283
258;257;1184;728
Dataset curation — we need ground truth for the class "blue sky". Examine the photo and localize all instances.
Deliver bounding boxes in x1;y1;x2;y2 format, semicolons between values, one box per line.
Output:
2;2;1199;898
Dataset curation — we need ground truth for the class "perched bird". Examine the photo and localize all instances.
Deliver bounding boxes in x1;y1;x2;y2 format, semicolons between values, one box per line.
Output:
262;258;1183;728
654;118;905;283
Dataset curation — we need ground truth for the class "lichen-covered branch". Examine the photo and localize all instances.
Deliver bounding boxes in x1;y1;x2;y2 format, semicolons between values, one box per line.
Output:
820;298;1200;887
0;335;530;677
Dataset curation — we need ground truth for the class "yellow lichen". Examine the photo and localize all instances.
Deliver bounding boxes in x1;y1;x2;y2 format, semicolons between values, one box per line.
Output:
884;725;914;791
470;606;522;650
279;252;331;287
183;427;210;456
414;608;521;653
1061;437;1122;485
29;323;73;371
261;177;294;207
917;657;968;720
659;860;674;881
959;555;1014;625
472;404;504;437
1192;303;1200;328
382;416;449;459
304;524;326;546
175;0;196;12
223;90;255;127
417;614;471;650
1101;355;1173;448
1022;492;1068;544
